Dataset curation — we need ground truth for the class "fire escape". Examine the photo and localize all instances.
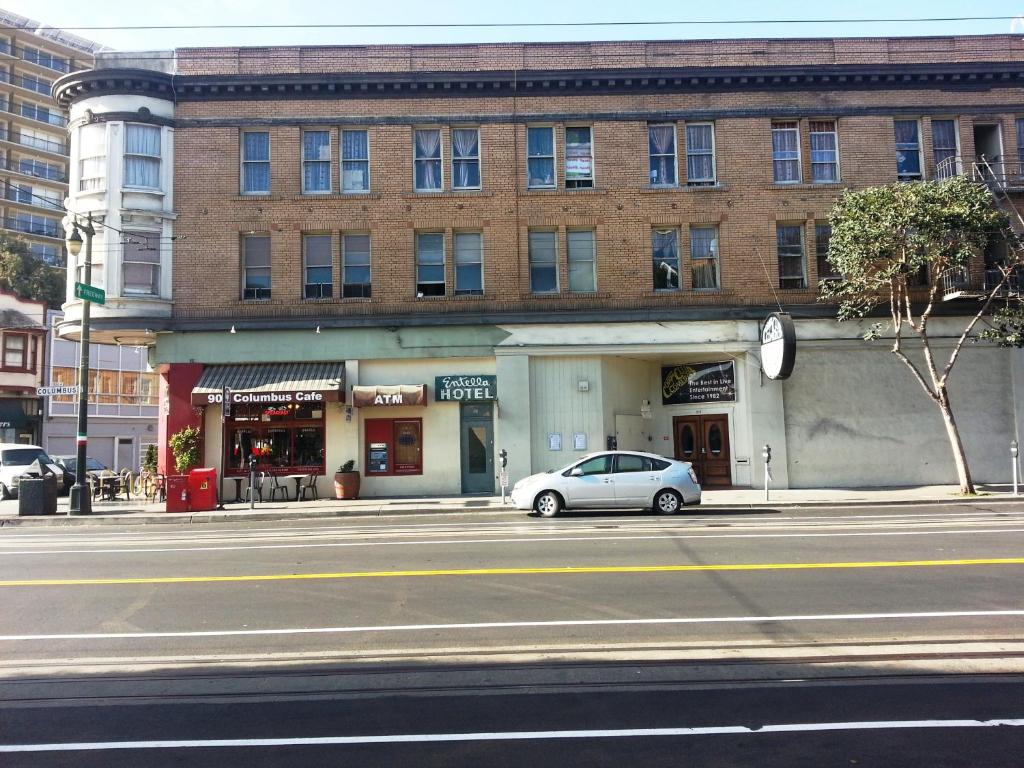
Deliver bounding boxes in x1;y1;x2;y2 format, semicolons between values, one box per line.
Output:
935;154;1024;301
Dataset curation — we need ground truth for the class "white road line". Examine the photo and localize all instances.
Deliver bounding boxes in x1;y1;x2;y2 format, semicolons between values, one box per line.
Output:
2;719;1023;752
2;526;1023;556
1;609;1022;642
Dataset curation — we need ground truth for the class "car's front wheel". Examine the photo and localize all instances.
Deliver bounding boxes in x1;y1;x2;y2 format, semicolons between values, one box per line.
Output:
534;491;562;518
653;489;681;515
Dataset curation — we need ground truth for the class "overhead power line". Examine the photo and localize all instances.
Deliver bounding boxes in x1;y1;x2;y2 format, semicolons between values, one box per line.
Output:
1;16;1020;32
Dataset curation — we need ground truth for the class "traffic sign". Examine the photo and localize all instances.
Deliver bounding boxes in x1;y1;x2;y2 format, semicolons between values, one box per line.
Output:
37;385;82;397
74;282;105;305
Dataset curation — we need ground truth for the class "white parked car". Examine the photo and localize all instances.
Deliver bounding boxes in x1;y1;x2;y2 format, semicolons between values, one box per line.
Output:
0;444;64;500
511;451;701;517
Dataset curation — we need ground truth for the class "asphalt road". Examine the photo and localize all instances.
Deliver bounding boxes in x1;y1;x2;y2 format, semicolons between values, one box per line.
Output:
1;502;1023;765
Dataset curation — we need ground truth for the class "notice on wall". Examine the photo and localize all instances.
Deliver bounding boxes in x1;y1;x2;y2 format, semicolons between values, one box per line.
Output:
369;442;389;473
548;433;562;451
573;432;587;450
661;361;736;405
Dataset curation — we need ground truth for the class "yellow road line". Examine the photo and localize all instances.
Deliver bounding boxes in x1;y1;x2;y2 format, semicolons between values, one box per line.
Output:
1;557;1023;587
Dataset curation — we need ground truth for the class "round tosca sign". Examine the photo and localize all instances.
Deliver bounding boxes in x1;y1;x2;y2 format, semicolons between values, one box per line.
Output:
761;312;796;380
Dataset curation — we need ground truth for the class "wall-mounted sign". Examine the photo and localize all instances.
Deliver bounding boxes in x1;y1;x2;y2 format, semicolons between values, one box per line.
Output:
760;312;797;380
435;375;496;402
548;433;562;451
195;390;326;406
661;361;736;405
37;386;82;397
352;384;427;407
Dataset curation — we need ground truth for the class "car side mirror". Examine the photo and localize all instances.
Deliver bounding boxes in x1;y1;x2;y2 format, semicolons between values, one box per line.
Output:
569;467;584;477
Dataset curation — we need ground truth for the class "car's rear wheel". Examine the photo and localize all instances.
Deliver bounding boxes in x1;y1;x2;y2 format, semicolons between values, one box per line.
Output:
653;489;681;515
534;491;562;518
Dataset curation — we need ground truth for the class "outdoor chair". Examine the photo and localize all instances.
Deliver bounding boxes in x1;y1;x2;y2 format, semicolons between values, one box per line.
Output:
114;469;132;501
299;473;319;501
244;472;265;503
264;473;290;502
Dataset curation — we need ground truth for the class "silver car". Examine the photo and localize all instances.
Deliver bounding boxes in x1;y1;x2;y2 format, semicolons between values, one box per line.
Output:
511;451;701;517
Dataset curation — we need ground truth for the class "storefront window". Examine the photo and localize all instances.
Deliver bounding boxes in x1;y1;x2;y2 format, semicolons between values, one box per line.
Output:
365;418;423;476
224;401;325;476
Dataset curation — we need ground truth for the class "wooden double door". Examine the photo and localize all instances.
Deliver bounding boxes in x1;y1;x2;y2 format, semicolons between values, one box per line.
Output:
673;414;731;487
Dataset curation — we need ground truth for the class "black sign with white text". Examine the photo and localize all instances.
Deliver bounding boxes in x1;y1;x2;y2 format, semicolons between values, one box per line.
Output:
661;361;736;405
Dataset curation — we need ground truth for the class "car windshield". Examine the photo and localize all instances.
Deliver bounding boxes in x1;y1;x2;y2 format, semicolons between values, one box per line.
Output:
61;458;105;473
1;448;52;466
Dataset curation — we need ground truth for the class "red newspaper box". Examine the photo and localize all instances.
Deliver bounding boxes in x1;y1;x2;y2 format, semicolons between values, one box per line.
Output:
188;468;218;512
165;475;190;513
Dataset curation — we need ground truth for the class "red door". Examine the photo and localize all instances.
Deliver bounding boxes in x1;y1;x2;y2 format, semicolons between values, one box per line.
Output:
673;414;731;487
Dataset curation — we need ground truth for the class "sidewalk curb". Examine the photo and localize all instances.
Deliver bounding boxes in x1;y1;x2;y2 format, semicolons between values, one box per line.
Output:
1;495;1020;527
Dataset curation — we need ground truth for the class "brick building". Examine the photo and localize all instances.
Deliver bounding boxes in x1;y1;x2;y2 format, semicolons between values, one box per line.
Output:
53;36;1024;499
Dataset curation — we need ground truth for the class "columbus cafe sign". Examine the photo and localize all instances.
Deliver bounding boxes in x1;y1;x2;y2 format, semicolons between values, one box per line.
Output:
760;311;797;380
192;389;332;406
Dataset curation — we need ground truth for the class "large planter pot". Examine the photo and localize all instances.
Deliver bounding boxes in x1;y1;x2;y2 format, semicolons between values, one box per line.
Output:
334;471;361;500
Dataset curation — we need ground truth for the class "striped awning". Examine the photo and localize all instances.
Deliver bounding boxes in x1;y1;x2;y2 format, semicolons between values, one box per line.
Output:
191;362;345;406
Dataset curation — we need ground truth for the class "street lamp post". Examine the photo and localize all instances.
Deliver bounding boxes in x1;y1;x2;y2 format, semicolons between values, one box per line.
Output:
66;213;94;515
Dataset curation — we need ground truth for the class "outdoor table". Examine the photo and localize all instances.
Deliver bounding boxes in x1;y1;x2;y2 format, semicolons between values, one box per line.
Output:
283;474;309;501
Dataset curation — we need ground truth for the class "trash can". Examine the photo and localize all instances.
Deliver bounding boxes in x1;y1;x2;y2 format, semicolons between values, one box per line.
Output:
18;474;58;516
165;475;190;513
188;468;218;512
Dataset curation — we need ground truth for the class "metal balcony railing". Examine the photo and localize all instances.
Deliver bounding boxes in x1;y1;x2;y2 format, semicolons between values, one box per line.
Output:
935;155;1024;190
0;128;69;155
3;184;62;210
2;215;61;238
942;267;1023;300
0;43;72;74
0;155;67;182
0;70;52;95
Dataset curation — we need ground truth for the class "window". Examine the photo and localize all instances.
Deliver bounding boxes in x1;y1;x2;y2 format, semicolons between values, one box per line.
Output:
685;123;716;185
414;129;442;191
225;403;325;477
242;234;271;300
23;46;68;73
528;230;558;293
302;130;331;194
454;232;483;295
122;231;160;296
451;128;480;190
895;120;923;181
1018;119;1024;170
652;228;680;291
29;242;61;266
78;123;105;192
772;121;801;183
365;418;423;476
341;130;369;192
303;234;332;299
564;126;594;188
571;455;612;476
648;124;677;187
124;124;161;189
615;454;652;473
932;119;959;175
241;131;270;194
2;333;26;369
21;158;63;182
342;233;371;298
777;224;807;289
527;126;556;189
809;120;839;182
567;229;596;293
816;223;838;281
690;226;719;290
416;232;445;296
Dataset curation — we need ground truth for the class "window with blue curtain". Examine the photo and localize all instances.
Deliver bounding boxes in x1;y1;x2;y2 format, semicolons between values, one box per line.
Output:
527;127;555;189
242;132;270;194
124;124;161;189
302;131;331;193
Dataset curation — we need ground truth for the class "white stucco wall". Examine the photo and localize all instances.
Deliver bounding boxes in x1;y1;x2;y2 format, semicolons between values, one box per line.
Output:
528;356;605;473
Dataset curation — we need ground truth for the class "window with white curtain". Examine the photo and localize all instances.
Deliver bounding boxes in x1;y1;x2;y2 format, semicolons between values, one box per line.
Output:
772;122;801;183
567;229;596;293
122;232;160;296
527;127;555;189
78;123;106;192
342;130;369;192
242;234;271;300
454;232;483;295
652;228;680;291
302;131;331;194
777;224;807;289
809;120;839;182
303;234;333;299
451;129;480;190
690;227;719;290
241;131;270;194
342;233;371;298
414;129;442;191
648;124;677;187
685;123;716;185
895;120;923;181
931;119;959;176
124;124;161;189
416;232;445;295
529;230;558;293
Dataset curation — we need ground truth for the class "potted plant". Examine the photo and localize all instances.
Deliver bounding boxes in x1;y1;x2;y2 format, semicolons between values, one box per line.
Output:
334;460;360;499
168;426;202;474
142;444;158;474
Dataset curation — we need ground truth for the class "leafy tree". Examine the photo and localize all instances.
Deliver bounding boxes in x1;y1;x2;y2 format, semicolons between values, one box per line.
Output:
0;233;65;309
820;177;1021;494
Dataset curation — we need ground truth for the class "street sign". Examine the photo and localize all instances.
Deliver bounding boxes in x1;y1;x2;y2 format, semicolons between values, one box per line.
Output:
37;385;82;397
74;282;105;305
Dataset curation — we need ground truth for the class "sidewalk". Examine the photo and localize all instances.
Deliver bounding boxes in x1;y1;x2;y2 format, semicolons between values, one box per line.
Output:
0;484;1020;526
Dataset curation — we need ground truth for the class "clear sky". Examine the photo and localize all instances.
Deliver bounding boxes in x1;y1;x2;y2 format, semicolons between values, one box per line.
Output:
1;0;1020;52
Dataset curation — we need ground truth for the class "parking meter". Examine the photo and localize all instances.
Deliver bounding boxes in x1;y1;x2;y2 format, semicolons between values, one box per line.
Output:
1013;440;1020;497
499;449;508;469
248;453;258;509
762;444;772;502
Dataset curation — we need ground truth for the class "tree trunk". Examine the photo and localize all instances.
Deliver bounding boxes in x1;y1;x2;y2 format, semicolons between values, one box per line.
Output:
936;387;975;495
